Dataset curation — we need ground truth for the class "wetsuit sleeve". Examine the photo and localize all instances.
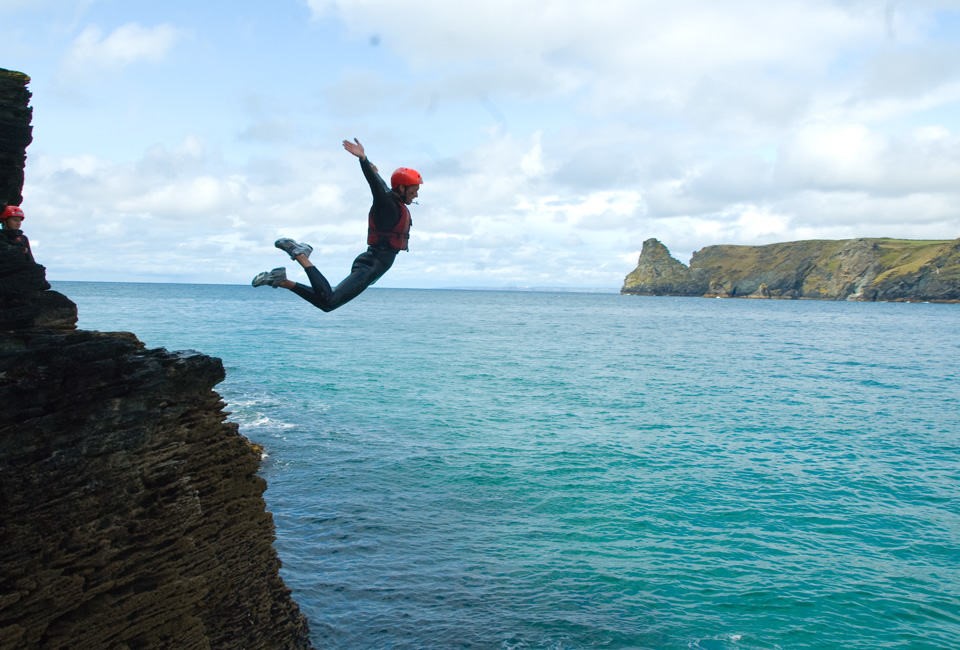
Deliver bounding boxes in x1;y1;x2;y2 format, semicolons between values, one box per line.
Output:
2;231;35;264
360;157;401;230
360;157;389;196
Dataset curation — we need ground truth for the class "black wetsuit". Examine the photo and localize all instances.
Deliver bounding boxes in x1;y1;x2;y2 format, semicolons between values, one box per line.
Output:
291;157;408;312
0;227;49;290
1;228;36;263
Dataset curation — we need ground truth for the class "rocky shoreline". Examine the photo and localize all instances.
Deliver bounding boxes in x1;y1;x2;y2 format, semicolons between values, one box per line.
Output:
1;67;313;649
622;237;960;302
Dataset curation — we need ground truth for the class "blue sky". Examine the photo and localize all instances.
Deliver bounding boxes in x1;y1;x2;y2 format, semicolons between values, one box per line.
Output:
4;0;960;288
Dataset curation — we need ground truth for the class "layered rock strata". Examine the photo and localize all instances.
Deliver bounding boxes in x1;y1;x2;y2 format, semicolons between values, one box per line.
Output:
0;68;31;207
1;67;313;649
1;324;313;649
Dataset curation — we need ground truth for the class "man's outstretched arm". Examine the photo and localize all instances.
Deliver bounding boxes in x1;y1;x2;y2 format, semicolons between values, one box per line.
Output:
344;138;390;201
342;137;366;160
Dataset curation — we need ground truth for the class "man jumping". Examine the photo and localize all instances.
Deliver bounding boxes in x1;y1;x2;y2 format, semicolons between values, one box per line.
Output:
252;138;422;312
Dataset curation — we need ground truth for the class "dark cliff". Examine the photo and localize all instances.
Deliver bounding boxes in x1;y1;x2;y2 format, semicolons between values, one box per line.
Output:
0;69;31;207
622;237;960;302
1;68;312;648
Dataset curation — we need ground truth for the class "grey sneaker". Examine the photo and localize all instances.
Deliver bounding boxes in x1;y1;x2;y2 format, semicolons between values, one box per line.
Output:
252;267;287;288
275;238;313;260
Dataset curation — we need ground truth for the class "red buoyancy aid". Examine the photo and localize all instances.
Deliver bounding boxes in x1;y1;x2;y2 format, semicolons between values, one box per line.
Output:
367;201;412;251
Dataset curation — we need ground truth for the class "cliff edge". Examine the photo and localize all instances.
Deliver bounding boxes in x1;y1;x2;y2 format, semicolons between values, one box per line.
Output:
1;68;312;648
622;237;960;302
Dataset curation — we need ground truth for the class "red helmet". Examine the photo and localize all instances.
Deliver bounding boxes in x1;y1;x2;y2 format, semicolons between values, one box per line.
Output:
1;205;24;220
390;167;423;189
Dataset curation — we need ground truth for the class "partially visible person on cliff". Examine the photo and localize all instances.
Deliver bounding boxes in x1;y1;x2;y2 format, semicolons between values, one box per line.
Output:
251;138;422;312
1;205;38;262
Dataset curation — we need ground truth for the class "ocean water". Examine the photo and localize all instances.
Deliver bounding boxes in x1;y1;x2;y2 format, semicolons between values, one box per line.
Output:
58;281;959;649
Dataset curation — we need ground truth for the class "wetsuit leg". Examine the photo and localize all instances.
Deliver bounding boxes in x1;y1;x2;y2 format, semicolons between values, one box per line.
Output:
289;247;396;312
289;267;335;311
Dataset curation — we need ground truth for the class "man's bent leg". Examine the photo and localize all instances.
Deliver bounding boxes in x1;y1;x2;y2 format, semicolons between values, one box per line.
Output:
324;250;394;311
286;249;395;313
289;266;336;311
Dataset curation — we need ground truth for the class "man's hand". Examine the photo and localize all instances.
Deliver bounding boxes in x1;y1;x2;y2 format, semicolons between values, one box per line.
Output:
342;138;366;160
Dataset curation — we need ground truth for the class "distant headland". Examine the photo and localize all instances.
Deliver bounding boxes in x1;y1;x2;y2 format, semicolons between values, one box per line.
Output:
622;237;960;302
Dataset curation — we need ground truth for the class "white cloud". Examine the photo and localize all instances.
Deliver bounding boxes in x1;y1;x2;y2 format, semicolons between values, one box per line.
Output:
776;123;888;190
303;0;335;20
64;22;181;72
775;120;960;194
313;1;876;120
15;0;960;287
520;132;545;178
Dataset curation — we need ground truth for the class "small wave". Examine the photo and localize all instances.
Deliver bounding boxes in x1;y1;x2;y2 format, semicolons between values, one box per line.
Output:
226;410;296;428
246;415;297;429
689;632;746;649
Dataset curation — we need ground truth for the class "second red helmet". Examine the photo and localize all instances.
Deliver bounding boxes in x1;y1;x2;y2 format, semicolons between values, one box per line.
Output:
1;205;24;220
390;167;423;189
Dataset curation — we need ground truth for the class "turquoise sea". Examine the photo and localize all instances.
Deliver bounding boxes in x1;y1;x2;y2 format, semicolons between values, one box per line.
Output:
58;281;959;649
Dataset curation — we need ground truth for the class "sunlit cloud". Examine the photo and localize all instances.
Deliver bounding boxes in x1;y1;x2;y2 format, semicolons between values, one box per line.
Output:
63;22;181;72
11;0;960;287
